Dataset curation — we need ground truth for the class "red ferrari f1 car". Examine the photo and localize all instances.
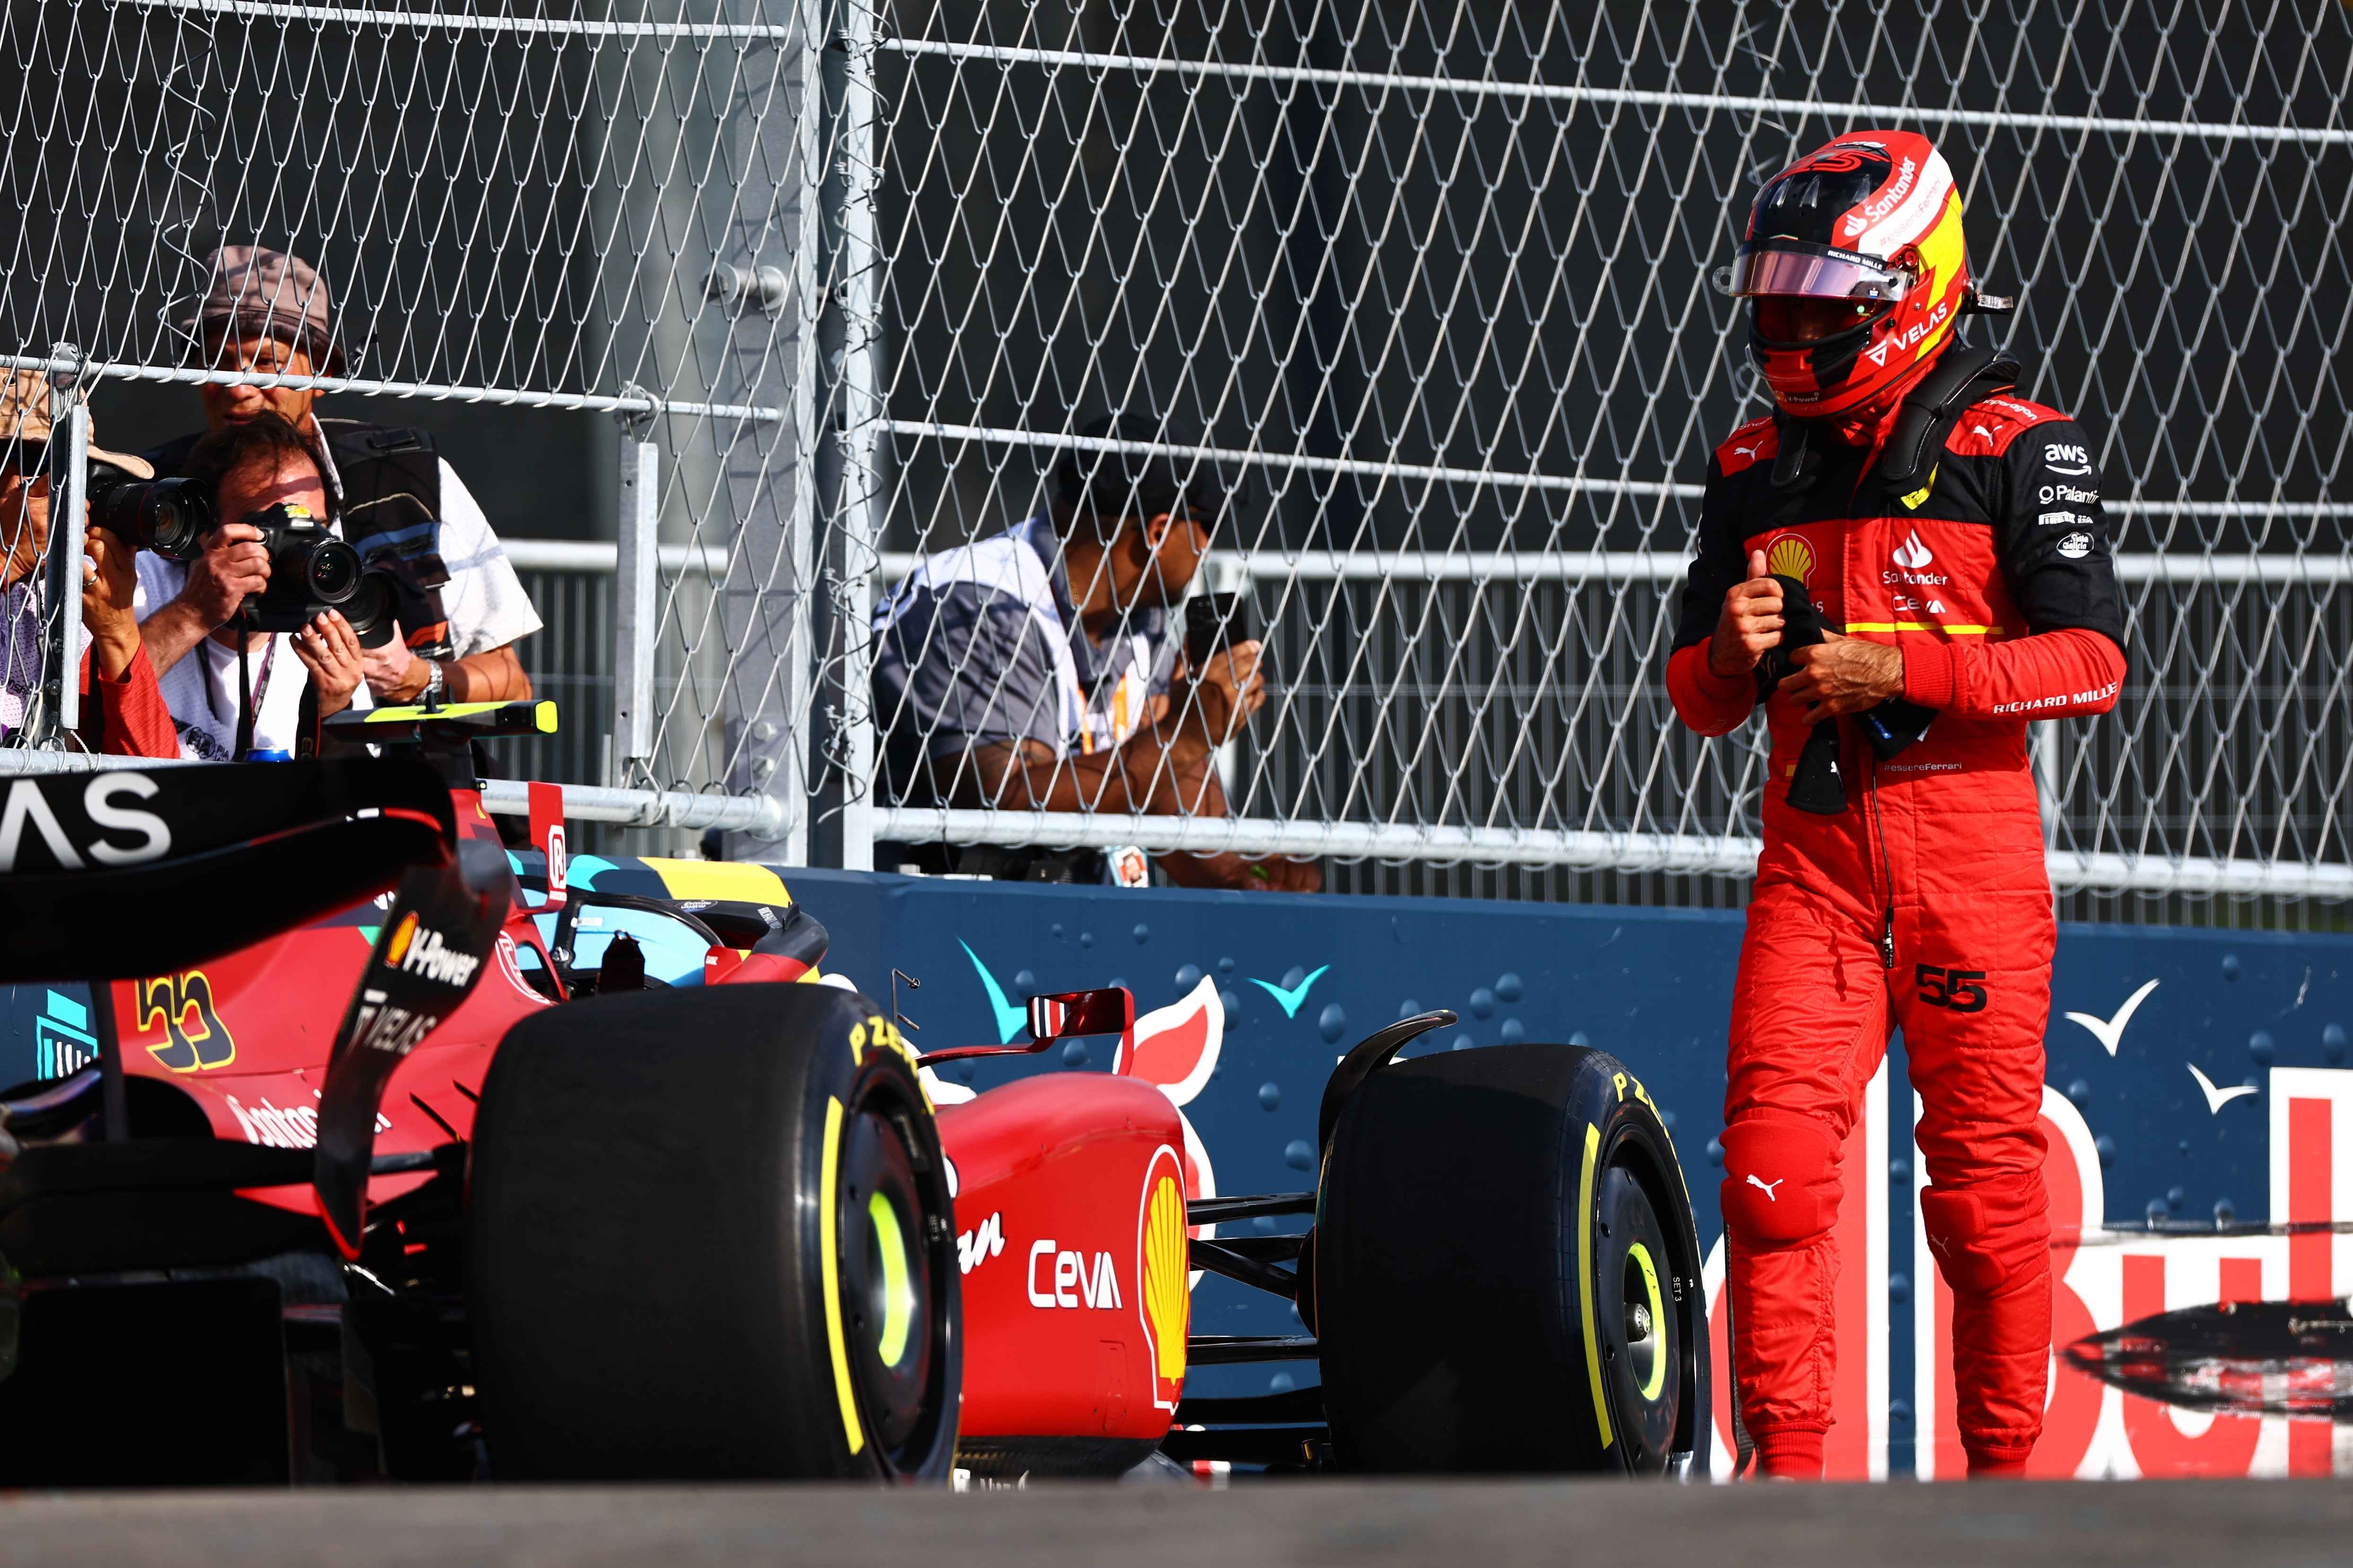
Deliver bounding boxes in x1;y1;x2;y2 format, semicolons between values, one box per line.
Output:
0;704;1708;1484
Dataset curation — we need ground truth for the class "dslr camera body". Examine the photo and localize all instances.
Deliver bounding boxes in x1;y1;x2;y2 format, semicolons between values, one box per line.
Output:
83;465;398;648
235;502;396;645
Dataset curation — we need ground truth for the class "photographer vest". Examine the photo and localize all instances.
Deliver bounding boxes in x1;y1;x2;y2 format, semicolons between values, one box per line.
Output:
145;417;456;658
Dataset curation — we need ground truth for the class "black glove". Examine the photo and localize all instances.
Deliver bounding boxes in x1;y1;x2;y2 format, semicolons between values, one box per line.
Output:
1756;574;1937;815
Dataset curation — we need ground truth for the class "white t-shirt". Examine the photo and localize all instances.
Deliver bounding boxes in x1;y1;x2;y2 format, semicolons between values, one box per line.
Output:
143;626;375;761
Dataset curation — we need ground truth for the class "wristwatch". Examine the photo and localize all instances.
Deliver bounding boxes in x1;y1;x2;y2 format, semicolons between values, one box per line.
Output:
419;657;447;710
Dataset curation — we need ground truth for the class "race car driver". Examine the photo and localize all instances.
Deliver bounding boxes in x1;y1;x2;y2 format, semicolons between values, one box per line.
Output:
1669;131;2127;1479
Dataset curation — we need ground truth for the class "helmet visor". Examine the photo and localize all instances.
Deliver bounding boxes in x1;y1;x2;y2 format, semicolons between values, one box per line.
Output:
1725;241;1912;302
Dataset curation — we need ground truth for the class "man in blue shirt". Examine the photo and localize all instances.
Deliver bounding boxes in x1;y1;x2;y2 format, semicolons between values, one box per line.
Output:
871;412;1315;891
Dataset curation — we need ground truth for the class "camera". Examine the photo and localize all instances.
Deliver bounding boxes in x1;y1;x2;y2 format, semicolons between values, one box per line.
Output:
86;462;212;561
237;502;399;647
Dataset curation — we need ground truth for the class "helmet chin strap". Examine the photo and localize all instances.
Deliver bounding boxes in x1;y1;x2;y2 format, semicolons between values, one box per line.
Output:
1822;356;1938;442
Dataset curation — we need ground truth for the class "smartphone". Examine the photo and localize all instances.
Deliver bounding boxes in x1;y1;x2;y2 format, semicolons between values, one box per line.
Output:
1185;592;1240;668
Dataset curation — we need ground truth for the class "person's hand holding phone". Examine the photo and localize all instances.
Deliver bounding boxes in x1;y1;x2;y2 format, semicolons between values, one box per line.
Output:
1182;638;1266;751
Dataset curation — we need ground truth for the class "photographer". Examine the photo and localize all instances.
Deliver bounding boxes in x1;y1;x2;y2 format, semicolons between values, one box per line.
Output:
133;414;365;759
138;246;540;706
0;371;174;756
871;412;1316;891
1670;133;2126;1479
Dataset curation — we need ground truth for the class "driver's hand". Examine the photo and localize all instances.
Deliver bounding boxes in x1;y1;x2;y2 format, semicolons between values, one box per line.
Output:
1181;638;1268;748
1779;631;1906;720
176;522;270;629
1708;548;1785;680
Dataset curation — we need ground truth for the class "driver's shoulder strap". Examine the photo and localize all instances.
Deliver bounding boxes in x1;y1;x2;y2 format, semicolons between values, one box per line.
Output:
1877;344;2022;489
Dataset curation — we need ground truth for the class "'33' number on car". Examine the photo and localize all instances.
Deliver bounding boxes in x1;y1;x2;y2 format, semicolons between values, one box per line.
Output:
139;971;236;1071
1915;964;1988;1013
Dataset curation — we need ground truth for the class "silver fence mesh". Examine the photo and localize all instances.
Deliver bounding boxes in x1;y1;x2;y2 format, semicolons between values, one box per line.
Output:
0;0;2347;915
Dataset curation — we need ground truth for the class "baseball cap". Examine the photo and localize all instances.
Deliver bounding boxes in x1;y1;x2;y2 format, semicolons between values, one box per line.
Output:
180;245;346;375
0;370;154;479
1054;410;1246;525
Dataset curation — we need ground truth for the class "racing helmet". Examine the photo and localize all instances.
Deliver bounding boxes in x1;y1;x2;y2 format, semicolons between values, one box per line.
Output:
1721;131;1971;418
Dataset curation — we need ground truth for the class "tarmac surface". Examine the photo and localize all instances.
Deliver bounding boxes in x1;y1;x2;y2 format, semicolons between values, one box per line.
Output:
0;1478;2345;1567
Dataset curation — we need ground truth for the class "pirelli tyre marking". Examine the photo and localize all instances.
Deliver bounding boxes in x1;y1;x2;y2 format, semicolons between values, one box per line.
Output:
819;1094;867;1456
1578;1121;1613;1451
1627;1241;1670;1401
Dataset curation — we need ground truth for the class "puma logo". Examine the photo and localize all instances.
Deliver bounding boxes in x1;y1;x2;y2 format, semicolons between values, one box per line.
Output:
1745;1173;1785;1201
1734;444;1762;460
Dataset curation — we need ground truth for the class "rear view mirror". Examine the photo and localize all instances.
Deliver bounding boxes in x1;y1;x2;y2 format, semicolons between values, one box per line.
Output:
1028;988;1133;1042
917;986;1136;1068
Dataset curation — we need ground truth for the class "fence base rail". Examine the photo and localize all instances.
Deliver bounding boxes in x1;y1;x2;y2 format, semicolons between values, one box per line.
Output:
0;755;2338;897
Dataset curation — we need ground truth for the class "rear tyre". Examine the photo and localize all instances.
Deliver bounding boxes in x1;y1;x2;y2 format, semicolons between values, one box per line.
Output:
1316;1042;1708;1474
470;983;959;1481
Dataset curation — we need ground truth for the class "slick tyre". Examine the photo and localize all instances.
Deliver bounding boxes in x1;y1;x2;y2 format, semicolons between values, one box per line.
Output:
470;983;959;1481
1316;1043;1708;1475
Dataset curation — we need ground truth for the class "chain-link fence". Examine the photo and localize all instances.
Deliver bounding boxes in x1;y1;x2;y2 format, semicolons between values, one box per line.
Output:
0;0;2348;918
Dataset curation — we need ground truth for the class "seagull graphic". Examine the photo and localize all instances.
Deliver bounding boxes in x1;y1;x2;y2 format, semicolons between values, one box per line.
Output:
2065;978;2160;1057
1248;965;1330;1019
2187;1063;2257;1115
1745;1173;1785;1201
957;939;1030;1045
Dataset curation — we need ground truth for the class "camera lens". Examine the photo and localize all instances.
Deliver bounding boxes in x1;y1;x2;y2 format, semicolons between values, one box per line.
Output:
308;537;361;602
145;484;208;560
343;569;399;649
86;470;213;561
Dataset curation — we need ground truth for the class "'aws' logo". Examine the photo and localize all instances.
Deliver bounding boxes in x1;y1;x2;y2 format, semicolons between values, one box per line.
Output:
139;970;234;1072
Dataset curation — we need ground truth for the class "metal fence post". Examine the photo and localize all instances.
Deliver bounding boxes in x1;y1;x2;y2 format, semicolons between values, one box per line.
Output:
822;0;882;871
38;347;87;741
612;402;659;763
2033;720;2059;851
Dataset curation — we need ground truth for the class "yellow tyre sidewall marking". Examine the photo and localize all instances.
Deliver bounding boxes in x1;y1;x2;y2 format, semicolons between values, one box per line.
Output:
1626;1239;1668;1402
1578;1122;1612;1450
819;1095;865;1455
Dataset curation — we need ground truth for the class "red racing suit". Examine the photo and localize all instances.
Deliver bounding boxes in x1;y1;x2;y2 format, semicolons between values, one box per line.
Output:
1667;351;2126;1476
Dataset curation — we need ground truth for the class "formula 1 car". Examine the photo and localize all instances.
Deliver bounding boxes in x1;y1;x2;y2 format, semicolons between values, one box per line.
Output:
0;705;1708;1484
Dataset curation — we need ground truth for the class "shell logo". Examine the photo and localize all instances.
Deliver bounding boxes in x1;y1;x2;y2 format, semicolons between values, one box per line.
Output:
1138;1152;1190;1408
384;912;419;966
1765;534;1816;584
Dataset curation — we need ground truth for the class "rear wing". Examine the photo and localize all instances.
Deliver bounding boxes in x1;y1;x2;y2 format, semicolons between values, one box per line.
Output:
0;757;456;983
